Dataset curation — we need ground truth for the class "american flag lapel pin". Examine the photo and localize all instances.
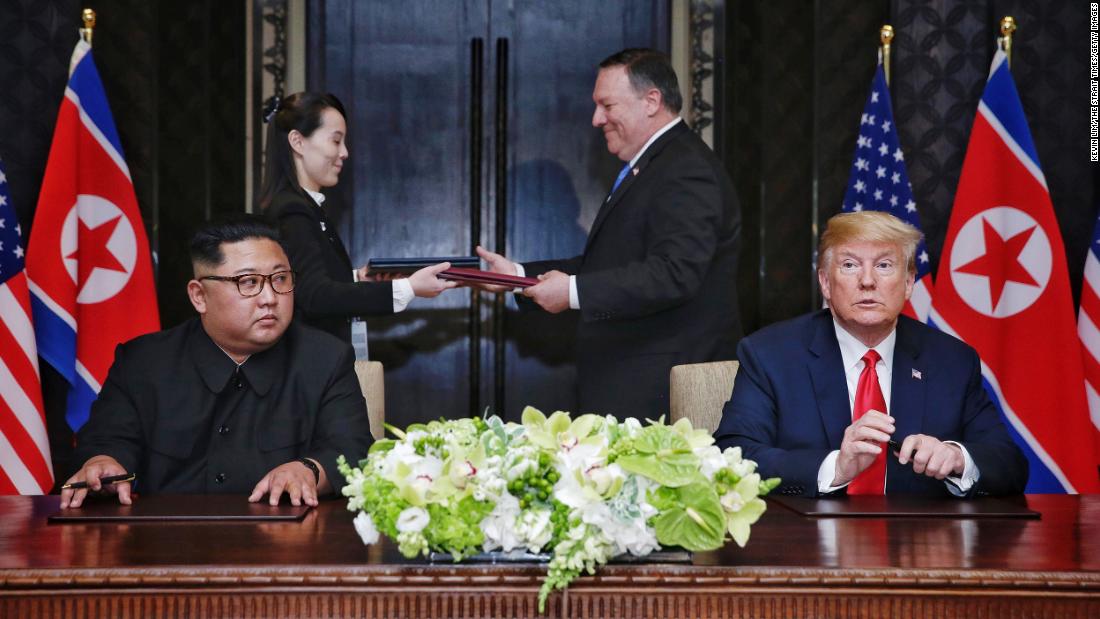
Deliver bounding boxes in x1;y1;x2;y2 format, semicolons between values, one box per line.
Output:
912;368;922;380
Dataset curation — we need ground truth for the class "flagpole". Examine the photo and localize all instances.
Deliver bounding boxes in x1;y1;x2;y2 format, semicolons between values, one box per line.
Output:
999;16;1016;68
80;8;96;46
880;25;894;86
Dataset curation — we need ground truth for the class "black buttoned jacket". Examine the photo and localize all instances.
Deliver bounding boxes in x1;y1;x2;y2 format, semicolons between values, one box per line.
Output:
266;188;393;343
524;122;743;418
72;319;373;495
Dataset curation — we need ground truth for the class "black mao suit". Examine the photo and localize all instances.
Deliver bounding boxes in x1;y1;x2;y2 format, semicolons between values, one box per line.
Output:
266;188;393;343
524;121;742;418
72;319;373;495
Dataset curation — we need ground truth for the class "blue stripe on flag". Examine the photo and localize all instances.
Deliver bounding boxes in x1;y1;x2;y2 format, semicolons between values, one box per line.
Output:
1089;215;1100;262
927;313;1064;492
65;373;99;432
68;52;125;159
29;294;76;385
980;376;1068;493
981;59;1041;171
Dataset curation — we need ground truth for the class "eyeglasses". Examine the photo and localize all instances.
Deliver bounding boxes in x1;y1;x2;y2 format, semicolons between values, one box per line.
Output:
200;271;296;297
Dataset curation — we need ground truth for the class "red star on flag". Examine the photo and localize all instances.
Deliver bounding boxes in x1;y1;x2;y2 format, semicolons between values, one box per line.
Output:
66;215;127;288
954;217;1039;311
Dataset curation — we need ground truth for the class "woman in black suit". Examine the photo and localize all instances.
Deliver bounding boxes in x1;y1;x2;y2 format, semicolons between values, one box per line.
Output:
258;92;454;344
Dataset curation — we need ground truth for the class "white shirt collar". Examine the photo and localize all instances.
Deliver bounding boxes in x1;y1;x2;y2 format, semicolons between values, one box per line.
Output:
627;117;682;169
832;319;896;377
304;188;325;207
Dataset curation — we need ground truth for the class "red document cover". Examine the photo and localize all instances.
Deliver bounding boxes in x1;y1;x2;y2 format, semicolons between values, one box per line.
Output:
439;267;539;288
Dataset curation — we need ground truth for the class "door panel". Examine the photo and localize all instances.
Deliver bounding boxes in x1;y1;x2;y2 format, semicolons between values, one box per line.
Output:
320;0;485;425
497;1;669;419
313;1;668;427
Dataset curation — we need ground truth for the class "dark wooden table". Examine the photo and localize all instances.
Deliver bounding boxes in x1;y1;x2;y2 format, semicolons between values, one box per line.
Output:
1;494;1097;618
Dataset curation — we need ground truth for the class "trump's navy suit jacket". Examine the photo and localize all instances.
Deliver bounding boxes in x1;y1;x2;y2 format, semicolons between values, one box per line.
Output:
714;310;1027;497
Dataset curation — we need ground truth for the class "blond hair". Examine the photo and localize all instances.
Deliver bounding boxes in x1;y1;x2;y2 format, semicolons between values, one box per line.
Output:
819;211;923;273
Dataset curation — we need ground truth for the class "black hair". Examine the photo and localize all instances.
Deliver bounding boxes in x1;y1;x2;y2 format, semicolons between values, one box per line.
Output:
189;214;282;269
598;48;682;113
256;91;348;211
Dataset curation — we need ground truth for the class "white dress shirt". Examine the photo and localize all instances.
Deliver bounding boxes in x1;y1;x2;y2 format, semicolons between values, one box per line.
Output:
304;189;414;312
816;320;979;495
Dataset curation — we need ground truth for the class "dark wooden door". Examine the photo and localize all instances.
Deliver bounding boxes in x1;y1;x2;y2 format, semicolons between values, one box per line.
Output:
312;1;668;426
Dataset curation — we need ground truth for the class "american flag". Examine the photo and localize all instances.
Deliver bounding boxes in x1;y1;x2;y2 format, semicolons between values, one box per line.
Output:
1076;213;1100;470
841;61;934;321
0;157;54;494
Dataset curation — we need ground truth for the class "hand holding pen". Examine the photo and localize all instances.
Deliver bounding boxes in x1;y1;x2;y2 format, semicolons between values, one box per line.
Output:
60;455;134;508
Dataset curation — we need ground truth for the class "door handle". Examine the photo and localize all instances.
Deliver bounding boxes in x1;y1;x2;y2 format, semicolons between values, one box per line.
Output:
492;37;509;415
469;37;484;417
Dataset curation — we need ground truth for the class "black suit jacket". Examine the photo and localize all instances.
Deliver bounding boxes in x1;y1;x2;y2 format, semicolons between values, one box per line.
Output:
714;310;1029;497
525;121;742;418
266;188;393;343
72;319;373;494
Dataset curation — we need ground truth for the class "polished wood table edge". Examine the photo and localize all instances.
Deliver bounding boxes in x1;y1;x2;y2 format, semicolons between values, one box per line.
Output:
2;564;1097;592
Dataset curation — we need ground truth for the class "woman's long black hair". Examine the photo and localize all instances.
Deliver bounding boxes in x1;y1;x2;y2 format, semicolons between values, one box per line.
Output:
256;91;347;211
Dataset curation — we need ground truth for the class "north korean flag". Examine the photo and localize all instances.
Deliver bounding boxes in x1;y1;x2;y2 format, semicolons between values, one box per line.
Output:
929;50;1100;493
25;38;159;432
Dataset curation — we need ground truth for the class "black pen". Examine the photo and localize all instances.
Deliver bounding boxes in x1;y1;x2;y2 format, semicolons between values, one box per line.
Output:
61;473;136;490
887;439;901;457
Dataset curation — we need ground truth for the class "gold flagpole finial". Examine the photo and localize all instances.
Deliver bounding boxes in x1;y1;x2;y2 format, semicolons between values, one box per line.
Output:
880;25;894;86
999;16;1017;68
80;8;96;46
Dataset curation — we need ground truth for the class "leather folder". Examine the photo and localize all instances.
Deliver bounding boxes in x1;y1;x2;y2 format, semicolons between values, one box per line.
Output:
439;267;539;288
47;494;312;523
769;495;1039;519
366;256;479;274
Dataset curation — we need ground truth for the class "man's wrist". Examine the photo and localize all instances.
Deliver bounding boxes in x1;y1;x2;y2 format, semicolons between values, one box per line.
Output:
298;458;320;484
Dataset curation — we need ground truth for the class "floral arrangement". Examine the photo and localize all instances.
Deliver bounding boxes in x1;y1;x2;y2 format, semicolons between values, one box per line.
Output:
337;407;779;611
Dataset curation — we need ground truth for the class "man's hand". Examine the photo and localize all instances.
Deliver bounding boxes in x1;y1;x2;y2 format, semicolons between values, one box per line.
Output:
472;245;519;293
896;434;965;480
831;410;894;487
249;459;328;507
60;455;132;508
523;270;571;314
408;262;458;298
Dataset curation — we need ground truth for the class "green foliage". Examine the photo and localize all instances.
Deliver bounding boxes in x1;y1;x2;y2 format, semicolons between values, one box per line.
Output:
424;496;494;560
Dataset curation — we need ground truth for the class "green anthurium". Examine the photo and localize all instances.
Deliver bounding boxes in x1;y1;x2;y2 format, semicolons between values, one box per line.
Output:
650;481;726;552
615;424;702;487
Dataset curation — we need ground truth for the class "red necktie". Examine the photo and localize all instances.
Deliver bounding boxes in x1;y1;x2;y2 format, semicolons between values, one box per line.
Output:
848;349;887;495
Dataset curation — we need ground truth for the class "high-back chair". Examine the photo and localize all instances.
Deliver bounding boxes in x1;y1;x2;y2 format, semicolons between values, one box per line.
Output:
668;360;740;433
353;360;385;440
